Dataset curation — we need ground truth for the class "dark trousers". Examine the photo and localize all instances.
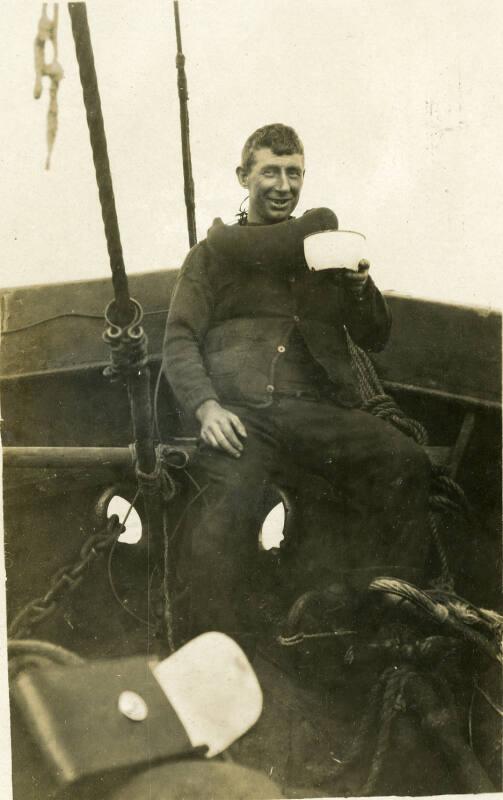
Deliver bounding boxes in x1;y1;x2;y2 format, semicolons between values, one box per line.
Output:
176;398;431;647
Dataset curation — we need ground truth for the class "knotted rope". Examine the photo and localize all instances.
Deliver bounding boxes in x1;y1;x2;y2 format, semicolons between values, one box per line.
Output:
34;3;64;169
346;333;429;444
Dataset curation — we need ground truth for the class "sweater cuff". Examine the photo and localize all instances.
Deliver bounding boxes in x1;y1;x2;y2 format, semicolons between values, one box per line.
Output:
183;386;221;418
345;275;377;304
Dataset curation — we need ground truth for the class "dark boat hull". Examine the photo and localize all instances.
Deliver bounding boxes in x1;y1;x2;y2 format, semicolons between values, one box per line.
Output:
1;271;501;797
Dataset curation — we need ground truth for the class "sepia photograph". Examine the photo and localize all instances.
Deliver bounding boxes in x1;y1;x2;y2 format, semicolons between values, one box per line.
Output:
1;1;502;798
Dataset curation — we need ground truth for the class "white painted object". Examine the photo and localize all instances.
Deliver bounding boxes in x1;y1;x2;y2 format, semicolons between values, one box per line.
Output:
152;632;263;757
304;229;367;272
118;690;149;721
260;502;285;550
107;495;143;544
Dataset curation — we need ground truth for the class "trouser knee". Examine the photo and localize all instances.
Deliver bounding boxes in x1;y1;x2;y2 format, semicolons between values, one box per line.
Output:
375;430;430;483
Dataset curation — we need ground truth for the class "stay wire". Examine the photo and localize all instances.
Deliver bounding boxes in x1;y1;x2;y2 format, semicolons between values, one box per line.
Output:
170;483;209;543
1;308;169;336
106;489;155;629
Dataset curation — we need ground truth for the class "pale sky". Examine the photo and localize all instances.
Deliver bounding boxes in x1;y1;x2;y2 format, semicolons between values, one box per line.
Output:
1;0;503;310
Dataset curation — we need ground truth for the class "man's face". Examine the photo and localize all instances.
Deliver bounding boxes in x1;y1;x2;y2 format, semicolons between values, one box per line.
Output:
237;148;305;224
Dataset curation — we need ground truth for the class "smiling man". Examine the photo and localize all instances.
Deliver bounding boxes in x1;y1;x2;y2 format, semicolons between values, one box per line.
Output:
163;123;430;654
236;133;304;224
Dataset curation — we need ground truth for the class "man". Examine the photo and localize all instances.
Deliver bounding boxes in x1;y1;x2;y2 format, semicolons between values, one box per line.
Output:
163;123;430;651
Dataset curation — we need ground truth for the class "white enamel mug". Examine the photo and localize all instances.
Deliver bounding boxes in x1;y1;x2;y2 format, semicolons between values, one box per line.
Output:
304;229;367;272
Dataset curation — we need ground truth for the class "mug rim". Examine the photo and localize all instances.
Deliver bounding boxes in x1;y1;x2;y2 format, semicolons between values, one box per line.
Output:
304;229;366;241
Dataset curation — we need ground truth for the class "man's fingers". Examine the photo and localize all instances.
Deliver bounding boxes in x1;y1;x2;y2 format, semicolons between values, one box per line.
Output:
202;427;231;456
210;424;241;458
229;414;247;439
203;429;218;449
221;420;244;452
200;408;246;457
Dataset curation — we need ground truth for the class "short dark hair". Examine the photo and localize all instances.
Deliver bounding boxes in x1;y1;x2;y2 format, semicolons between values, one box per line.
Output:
240;123;304;174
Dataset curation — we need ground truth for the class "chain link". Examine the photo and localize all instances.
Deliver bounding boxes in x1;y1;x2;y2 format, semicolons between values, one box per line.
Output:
8;515;124;639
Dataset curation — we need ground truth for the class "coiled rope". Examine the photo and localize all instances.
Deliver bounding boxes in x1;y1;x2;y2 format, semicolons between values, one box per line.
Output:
369;577;503;664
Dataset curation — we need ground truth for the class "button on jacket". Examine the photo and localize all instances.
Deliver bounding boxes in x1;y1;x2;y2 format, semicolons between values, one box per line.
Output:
163;227;391;415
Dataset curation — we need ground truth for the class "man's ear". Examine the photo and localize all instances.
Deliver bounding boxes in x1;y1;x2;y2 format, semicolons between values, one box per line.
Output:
236;166;248;188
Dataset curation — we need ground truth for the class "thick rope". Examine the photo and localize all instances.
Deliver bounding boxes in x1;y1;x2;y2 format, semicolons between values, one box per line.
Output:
346;331;473;590
360;667;409;795
8;639;84;681
347;333;429;446
68;2;132;324
8;639;84;666
162;506;176;653
428;510;452;589
369;577;502;664
328;668;390;782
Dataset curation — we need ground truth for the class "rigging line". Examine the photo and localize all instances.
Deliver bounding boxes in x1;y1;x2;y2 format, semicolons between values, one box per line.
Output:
68;3;133;326
474;680;503;717
122;488;141;524
170;483;209;543
107;540;153;628
468;684;475;751
173;1;197;248
182;467;210;508
153;362;164;441
106;488;154;628
162;506;175;653
1;308;170;335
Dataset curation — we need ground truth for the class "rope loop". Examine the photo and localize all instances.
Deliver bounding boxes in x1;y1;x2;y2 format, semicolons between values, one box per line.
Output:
103;298;149;379
135;459;162;496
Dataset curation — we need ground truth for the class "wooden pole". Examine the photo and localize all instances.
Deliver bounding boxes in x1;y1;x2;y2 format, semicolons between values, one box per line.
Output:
3;446;132;469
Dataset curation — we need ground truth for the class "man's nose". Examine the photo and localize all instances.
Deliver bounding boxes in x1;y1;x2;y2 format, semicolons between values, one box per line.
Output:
276;170;290;192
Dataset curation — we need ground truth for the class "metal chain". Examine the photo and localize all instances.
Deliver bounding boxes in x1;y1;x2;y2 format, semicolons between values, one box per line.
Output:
8;515;124;639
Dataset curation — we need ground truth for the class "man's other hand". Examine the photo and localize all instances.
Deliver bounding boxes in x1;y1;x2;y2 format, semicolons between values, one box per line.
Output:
343;259;370;297
195;400;247;458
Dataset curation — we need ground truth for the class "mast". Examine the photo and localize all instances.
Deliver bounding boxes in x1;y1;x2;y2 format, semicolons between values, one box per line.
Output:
173;1;197;247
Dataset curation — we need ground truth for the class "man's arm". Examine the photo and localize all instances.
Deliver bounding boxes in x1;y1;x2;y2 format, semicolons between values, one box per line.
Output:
163;243;220;415
163;244;247;457
341;260;392;352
